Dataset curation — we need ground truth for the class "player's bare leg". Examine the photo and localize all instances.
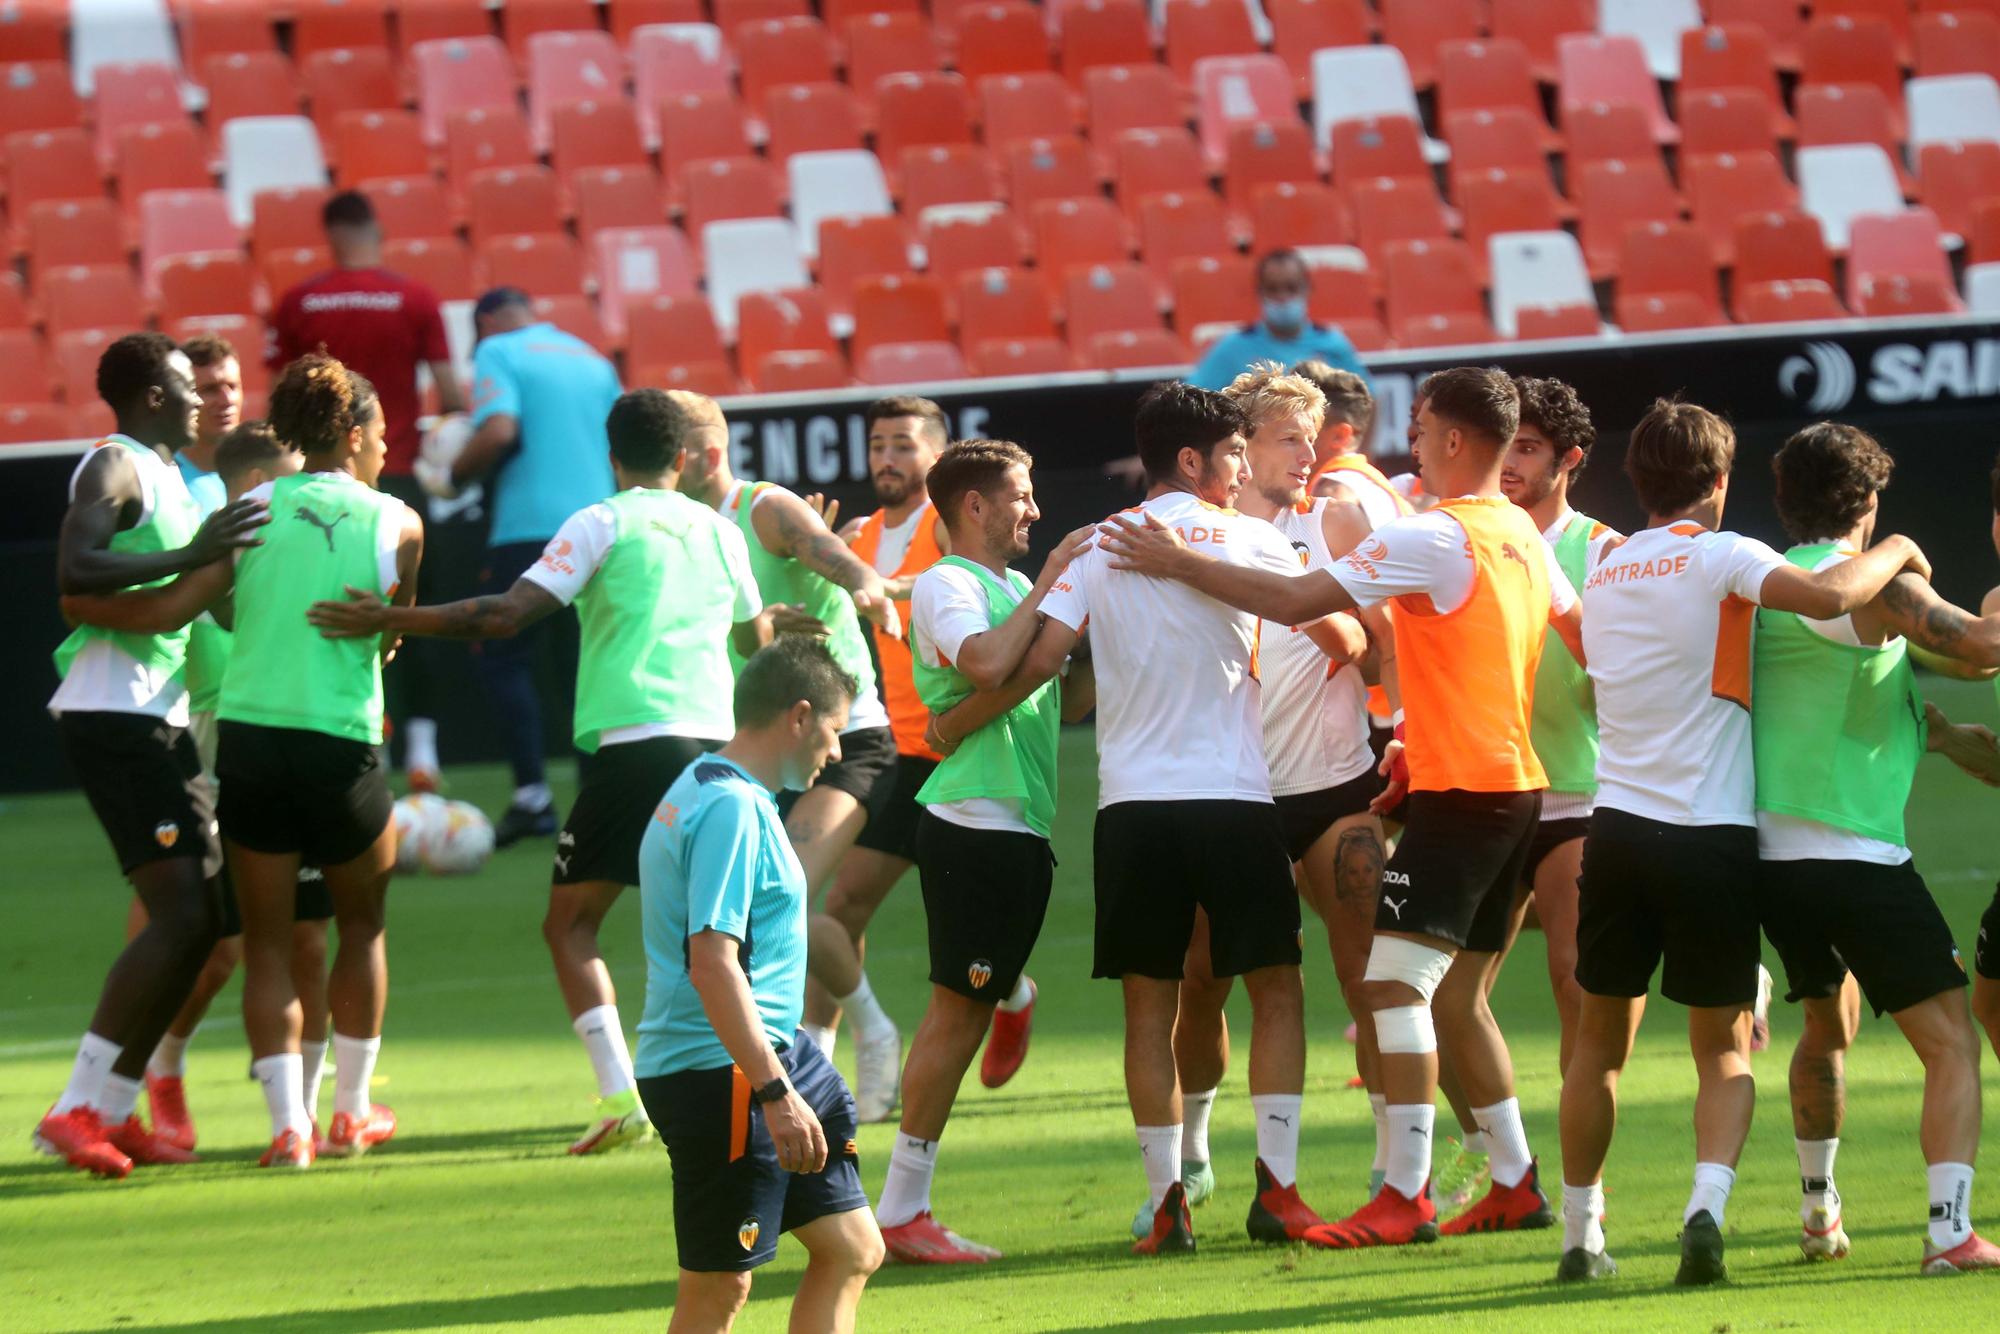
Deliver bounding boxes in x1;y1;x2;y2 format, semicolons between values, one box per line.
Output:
877;985;1005;1262
124;897;239;1152
805;847;909;1050
1172;911;1230;1202
1669;1002;1756;1285
544;879;651;1153
1890;988;1990;1273
1125;974;1195;1253
320;824;397;1157
292;919;331;1127
1301;814;1387;1194
788;1208;885;1334
1555;992;1643;1280
1974;975;2000;1065
1792;978;1859;1259
234;842;313;1166
1433;948;1552;1234
670;1270;750;1334
793;787;899;1120
1531;840;1587;1077
1241;962;1328;1242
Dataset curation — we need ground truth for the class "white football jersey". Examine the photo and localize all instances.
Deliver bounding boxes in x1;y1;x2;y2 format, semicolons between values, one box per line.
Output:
1259;499;1375;795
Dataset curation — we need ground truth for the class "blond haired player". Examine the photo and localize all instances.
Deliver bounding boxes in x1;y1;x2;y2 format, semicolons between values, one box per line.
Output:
1555;400;1927;1286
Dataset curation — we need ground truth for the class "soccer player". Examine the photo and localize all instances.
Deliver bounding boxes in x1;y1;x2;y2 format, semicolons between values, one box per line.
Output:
1100;368;1585;1250
1555;400;1926;1284
670;391;908;1123
311;389;765;1155
1980;464;2000;1065
35;333;266;1179
874;440;1096;1262
988;381;1330;1255
634;638;883;1334
1497;377;1621;1077
1754;423;2000;1274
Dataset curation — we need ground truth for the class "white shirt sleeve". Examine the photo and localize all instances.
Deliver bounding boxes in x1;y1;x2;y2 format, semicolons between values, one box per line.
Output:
517;504;617;606
715;517;763;622
1327;511;1467;609
1039;543;1093;632
911;564;993;668
1712;532;1790;605
1542;540;1578;615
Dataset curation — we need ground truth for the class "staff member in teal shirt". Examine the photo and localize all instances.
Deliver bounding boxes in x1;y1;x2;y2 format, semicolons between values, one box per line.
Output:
451;287;623;846
1190;250;1373;392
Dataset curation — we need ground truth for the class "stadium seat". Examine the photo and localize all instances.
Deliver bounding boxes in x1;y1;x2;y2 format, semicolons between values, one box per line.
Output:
980;72;1079;154
1137;190;1230;283
1327;115;1431;190
445;107;538;203
1443;108;1558;193
1798;143;1906;250
847;14;944;114
1312;46;1446;161
1974;196;2000;263
956;265;1059;345
1058;0;1154;90
1685;151;1798;265
738;285;840;373
1034;195;1132;289
0;275;26;332
624;293;732;387
1615;292;1719;334
1854;271;1962;316
1797;84;1912;194
1170;253;1256;345
818;215;914;327
1392;312;1495;348
682;157;784;240
1346;176;1452;268
411;37;517;146
42;265;145;334
1819;0;1915;65
304;49;401;148
1514;302;1601;341
5;129;103;245
1378;0;1482;90
479;232;586;296
1164;0;1259;84
54;328;120;405
90;62;186;170
179;0;280;73
737;18;837;114
1435;39;1558;154
857;340;968;384
398;0;497;52
1488;230;1592;337
1557;34;1676;146
1917;141;2000;242
1085;327;1192;369
72;0;182;98
634;25;733;147
1802;18;1905;133
1458;168;1565;276
1063;262;1165;347
525;31;626;155
332;110;429;187
1733;211;1836;291
763;83;866;168
924;206;1027;285
1575;158;1682;279
292;0;393;61
383;237;475;300
1300;251;1384;349
788;151;893;260
1490;0;1594;83
1564;102;1663;174
0;4;68;64
202;53;302;149
360;176;455;243
969;335;1074;375
25;200;125;287
1599;0;1701;80
1193;55;1299;168
715;0;813;31
0;61;81;147
826;0;925;29
1909;75;2000;157
1268;0;1370;98
705;218;811;337
1114;128;1209;221
0;403;77;444
956;4;1054;86
1677;25;1792;138
1965;261;2000;313
572;167;668;242
138;189;238;285
1007;136;1100;215
112;123;212;219
902;144;1005;216
550;101;650;187
1615;221;1723;328
1223;121;1320;220
751;349;848;391
505;0;602;61
1678;88;1781;167
875;72;977;164
1915;12;2000;82
154;252;258;323
259;244;331;296
463;166;564;248
1085;63;1183;146
1249;179;1348;251
1847;208;1957;309
1708;0;1806;71
529;292;612;355
658;94;753;205
1735;278;1848;323
0;329;51;406
1381;237;1488;342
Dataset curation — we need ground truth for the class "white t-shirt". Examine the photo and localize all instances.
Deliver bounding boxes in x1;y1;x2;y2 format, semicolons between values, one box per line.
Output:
1582;524;1788;827
1259;499;1375;795
1540;506;1623;824
521;491;763;747
1041;490;1300;807
1328;503;1579;617
909;560;1035;834
867;501;932;577
1753;548;1911;865
49;442;197;724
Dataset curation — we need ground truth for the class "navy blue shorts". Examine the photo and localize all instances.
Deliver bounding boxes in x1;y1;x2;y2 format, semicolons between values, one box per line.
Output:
638;1031;868;1273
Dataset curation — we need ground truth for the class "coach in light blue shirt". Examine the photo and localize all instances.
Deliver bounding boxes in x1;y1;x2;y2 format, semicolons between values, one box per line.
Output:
1190;249;1374;391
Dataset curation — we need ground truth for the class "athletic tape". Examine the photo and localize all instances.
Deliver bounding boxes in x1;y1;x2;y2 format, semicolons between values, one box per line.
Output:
1363;935;1453;1003
1373;1004;1435;1055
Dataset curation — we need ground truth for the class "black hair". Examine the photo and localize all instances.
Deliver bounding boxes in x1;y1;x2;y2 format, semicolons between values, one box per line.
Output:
605;388;691;474
213;421;288;485
1134;381;1251;484
269;353;358;455
1256;249;1309;285
733;636;857;728
1773;422;1894;544
1421;366;1519;448
928;439;1033;529
322;191;377;230
1512;376;1596;475
865;395;949;447
96;332;181;413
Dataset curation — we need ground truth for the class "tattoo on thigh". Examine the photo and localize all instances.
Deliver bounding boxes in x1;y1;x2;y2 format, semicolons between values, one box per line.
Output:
1333;828;1384;907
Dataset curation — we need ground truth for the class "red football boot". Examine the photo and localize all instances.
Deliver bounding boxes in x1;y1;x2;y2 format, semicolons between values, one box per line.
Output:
325;1103;397;1157
1440;1158;1555;1235
32;1107;132;1179
259;1127;315;1169
104;1115;199;1166
1922;1231;2000;1275
1246;1158;1330;1243
1303;1179;1439;1249
979;978;1036;1089
1133;1181;1197;1256
145;1073;196;1152
882;1211;1002;1263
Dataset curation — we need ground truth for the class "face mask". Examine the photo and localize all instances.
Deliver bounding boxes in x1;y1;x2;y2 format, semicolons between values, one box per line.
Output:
1262;296;1308;331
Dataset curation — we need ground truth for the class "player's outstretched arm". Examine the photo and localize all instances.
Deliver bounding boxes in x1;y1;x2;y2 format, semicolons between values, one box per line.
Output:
1760;534;1928;620
1925;700;2000;786
760;488;901;639
58;448;267;594
1871;573;2000;671
307;574;558;643
952;525;1096;690
927;616;1079;755
688;928;827;1174
1096;511;1354;625
59;561;235;634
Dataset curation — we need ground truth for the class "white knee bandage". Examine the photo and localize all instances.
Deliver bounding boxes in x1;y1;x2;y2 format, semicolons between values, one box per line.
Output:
1373;1004;1436;1055
1363;936;1454;1004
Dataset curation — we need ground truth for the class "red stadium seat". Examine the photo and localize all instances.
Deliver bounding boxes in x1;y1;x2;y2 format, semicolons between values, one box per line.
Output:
551;101;650;186
957;266;1058;344
968;335;1074;375
292;0;393;61
593;227;697;337
6;129;103;244
1444;107;1556;192
658;94;753;204
202;53;302;144
1137;189;1230;282
1678;88;1781;166
180;0;280;74
902;144;1005;216
1564;102;1662;171
113;123;213;219
1575;158;1683;278
505;0;602;61
875;72;977;164
1223;121;1319;220
0;61;81;142
847;14;943;115
1490;0;1594;83
681;157;784;238
1382;237;1488;341
399;0;495;52
1394;312;1498;347
1327;115;1430;190
1847;208;1957;309
91;62;185;169
611;0;707;41
1435;40;1557;154
1114;127;1208;221
0;274;31;331
739;287;840;369
625;293;731;382
1915;12;2000;82
1733;211;1836;291
1818;0;1915;65
479;233;587;296
333;110;429;186
817;215;914;321
736;18;837;113
1193;55;1299;168
524;30;627;155
1802;18;1906;133
1796;84;1911;191
1615;221;1723;328
1085;327;1192;369
25;200;125;286
1171;253;1257;345
1302;257;1385;349
824;0;923;30
1378;0;1483;91
260;245;332;297
1559;34;1677;145
957;5;1054;86
1617;292;1720;333
1034;195;1131;290
856;340;968;384
304;49;402;148
572;167;668;242
384;237;476;300
763;83;866;168
1677;25;1791;138
1686;151;1798;265
412;36;517;146
1059;0;1154;89
360;176;455;243
0;404;79;444
0;3;68;62
1163;0;1260;85
715;0;813;33
1854;271;1961;316
1085;63;1183;146
924;207;1027;287
1458;168;1565;276
980;72;1078;153
42;266;145;334
0;329;51;405
155;252;259;323
635;27;733;147
463;166;564;249
531;293;613;355
1707;0;1806;71
1345;176;1452;266
445;107;538;204
1006;136;1099;215
1063;262;1163;348
53;329;118;405
1249;180;1349;250
754;349;850;392
1268;0;1370;98
1735;278;1848;323
1917;141;2000;241
138;189;239;287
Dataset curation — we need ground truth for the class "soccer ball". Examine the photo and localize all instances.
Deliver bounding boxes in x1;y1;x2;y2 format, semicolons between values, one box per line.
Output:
390;795;493;876
415;413;475;499
391;794;447;873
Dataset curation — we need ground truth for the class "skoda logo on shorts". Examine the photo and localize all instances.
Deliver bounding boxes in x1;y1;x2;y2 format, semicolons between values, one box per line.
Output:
737;1217;761;1252
154;820;179;849
967;959;993;991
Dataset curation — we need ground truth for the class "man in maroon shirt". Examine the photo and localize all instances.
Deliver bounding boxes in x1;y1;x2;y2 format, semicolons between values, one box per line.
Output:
270;191;468;788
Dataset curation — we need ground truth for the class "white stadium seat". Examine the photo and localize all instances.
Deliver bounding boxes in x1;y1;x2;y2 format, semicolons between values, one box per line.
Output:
1598;0;1701;81
70;0;181;97
703;217;810;339
1963;262;2000;314
1311;46;1448;162
1797;143;1905;250
788;150;894;261
1488;231;1593;339
1907;74;2000;156
221;117;329;228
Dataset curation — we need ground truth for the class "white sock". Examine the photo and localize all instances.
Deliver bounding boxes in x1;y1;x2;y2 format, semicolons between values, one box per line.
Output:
1473;1098;1531;1189
1384;1104;1434;1198
1137;1123;1183;1213
1686;1161;1736;1226
54;1032;120;1115
514;781;553;810
876;1132;939;1228
801;1024;837;1059
98;1072;142;1124
998;974;1035;1013
301;1039;329;1122
1460;1129;1489;1156
403;717;438;774
253;1053;310;1137
1182;1087;1218;1164
1251;1093;1302;1187
837;976;895;1043
148;1032;190;1079
572;1004;637;1099
332;1032;381;1118
1369;1094;1389;1173
1797;1137;1841;1221
1928;1161;1975;1249
1562;1181;1606;1253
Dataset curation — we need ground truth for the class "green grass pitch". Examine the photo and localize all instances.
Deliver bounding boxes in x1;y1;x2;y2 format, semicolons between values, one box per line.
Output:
6;680;2000;1331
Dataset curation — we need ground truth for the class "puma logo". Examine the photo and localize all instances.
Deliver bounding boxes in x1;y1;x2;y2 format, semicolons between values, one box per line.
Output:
1408;1124;1430;1136
1500;542;1530;573
1265;1113;1293;1127
294;506;349;552
1382;896;1408;921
